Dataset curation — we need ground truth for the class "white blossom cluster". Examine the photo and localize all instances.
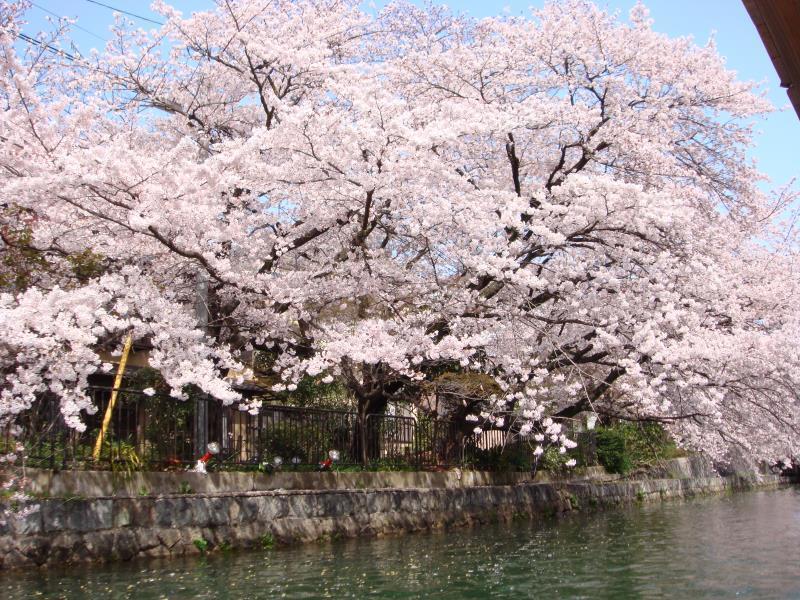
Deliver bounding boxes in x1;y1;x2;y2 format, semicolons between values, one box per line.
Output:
0;0;798;465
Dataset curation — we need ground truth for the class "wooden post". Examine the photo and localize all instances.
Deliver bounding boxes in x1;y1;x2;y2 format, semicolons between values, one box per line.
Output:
92;334;133;461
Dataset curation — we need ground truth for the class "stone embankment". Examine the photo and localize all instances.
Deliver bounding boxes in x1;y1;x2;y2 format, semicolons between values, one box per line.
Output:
0;457;789;570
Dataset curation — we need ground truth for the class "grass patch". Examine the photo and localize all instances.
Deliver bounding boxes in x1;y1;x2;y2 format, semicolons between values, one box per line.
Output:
260;532;275;550
193;538;209;555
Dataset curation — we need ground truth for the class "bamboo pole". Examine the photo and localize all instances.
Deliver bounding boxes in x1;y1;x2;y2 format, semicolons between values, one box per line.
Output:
92;334;133;461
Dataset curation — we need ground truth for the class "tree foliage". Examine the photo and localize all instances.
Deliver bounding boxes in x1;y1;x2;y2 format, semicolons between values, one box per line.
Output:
1;0;798;462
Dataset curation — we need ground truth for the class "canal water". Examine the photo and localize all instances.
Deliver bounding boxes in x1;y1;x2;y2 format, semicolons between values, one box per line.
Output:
3;487;799;599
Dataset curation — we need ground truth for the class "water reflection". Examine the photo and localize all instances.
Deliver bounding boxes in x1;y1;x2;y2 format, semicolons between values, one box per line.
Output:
2;488;799;599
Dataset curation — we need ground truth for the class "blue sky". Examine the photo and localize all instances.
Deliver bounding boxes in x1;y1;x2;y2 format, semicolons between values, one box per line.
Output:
19;0;799;189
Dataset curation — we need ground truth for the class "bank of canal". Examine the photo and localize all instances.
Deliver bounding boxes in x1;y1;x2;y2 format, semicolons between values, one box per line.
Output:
0;457;791;569
2;486;798;598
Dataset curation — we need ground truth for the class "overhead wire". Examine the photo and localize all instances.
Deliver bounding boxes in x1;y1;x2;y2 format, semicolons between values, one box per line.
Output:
30;2;107;42
16;1;169;66
15;32;79;61
83;0;165;26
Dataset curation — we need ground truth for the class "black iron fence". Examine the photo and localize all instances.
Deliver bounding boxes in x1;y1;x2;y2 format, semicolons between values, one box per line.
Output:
3;387;525;472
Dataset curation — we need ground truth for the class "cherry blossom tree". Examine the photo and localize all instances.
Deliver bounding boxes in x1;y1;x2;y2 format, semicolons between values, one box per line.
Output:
1;0;798;463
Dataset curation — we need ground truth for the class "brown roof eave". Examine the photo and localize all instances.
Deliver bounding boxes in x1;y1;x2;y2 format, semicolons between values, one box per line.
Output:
743;0;800;119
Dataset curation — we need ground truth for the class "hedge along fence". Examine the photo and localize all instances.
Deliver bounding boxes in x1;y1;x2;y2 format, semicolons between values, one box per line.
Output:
4;386;684;475
5;387;515;472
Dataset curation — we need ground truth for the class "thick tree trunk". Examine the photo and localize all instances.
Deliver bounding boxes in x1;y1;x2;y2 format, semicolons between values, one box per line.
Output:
351;393;389;466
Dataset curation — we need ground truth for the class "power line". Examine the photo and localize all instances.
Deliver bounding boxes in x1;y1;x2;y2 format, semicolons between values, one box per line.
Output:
16;32;79;61
31;2;107;42
84;0;164;26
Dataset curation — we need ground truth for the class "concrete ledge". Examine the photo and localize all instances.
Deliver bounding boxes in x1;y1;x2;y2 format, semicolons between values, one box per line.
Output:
0;456;741;502
1;468;790;570
15;468;548;497
10;465;622;498
9;464;622;499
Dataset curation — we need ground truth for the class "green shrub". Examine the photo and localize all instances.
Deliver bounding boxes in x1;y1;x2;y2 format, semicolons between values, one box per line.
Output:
257;423;310;464
624;422;685;464
538;446;571;474
470;443;532;472
102;439;142;477
593;422;683;474
595;427;632;474
260;532;275;549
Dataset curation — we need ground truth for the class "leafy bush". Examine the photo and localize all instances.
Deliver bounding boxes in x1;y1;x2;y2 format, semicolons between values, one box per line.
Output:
102;439;142;477
258;423;309;463
470;443;532;472
595;427;633;474
538;446;573;475
594;422;684;474
623;422;685;464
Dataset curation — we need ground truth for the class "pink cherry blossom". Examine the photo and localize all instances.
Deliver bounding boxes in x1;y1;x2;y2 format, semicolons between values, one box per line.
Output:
0;0;797;465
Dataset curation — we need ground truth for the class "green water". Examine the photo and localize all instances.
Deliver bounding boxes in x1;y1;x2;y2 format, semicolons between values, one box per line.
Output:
3;487;800;599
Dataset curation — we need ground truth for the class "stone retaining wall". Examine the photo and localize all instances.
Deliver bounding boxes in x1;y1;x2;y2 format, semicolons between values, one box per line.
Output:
15;467;546;497
0;461;788;570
